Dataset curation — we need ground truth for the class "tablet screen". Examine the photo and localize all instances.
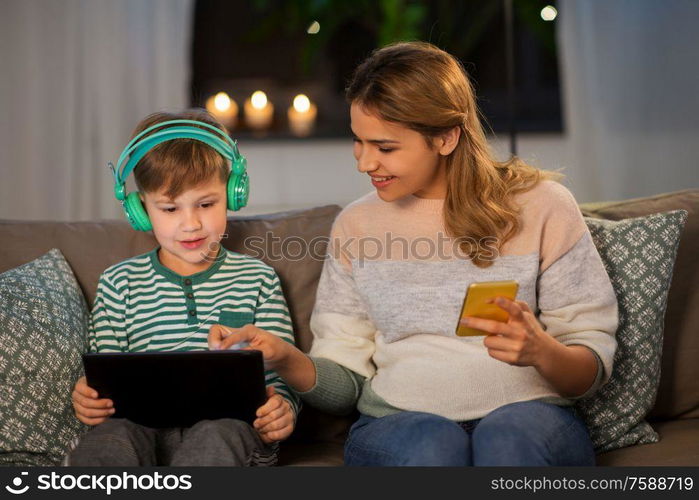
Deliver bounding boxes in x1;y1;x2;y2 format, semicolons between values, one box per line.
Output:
83;350;267;428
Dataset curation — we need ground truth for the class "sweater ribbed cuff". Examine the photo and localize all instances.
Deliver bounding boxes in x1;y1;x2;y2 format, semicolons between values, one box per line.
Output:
297;357;363;415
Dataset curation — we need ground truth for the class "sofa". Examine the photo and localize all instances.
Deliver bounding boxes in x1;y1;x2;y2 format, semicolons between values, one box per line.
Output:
1;188;697;466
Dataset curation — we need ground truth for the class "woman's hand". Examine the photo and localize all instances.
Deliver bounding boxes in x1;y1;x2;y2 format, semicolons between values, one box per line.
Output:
72;376;115;426
209;323;318;393
459;298;556;368
208;324;292;370
253;386;295;444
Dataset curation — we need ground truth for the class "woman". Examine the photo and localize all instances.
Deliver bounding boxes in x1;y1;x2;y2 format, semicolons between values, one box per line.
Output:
210;41;618;466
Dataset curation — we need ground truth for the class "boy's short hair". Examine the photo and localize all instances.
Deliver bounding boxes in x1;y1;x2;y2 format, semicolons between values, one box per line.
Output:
131;109;230;199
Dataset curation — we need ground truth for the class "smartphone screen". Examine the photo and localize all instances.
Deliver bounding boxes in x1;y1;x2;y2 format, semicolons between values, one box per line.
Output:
455;280;519;337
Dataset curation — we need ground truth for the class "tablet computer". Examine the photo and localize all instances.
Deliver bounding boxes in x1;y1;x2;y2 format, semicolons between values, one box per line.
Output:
83;350;267;428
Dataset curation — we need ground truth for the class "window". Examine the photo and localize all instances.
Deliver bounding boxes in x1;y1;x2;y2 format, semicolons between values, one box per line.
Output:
191;0;561;138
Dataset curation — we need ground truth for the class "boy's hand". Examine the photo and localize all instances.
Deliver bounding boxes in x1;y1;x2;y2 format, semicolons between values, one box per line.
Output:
72;376;115;426
208;324;291;369
253;386;295;444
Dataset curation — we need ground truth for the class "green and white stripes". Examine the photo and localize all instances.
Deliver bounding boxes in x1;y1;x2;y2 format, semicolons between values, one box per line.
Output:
89;247;300;416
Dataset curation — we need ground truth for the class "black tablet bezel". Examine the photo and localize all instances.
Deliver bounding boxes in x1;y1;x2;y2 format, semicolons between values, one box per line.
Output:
83;350;267;428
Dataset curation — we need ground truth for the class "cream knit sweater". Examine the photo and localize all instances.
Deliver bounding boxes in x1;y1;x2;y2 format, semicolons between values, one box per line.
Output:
301;181;618;421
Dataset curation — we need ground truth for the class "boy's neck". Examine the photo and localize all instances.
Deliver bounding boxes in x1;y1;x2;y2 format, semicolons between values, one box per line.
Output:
157;247;217;277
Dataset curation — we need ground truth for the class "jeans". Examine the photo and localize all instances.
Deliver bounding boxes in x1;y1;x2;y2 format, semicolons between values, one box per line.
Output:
344;400;595;466
68;418;277;466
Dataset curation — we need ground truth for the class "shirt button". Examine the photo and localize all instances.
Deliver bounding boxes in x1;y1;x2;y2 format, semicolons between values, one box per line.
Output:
184;279;192;286
187;293;194;299
189;310;196;316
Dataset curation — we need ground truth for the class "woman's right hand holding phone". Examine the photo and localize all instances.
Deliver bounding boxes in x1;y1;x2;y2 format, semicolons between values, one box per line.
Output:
72;376;115;426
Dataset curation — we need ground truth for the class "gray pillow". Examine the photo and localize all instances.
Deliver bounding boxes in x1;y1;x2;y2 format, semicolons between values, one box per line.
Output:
576;210;688;453
0;249;89;466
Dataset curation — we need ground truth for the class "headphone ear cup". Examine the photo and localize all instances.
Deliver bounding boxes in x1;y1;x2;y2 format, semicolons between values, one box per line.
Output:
227;170;249;212
124;192;152;232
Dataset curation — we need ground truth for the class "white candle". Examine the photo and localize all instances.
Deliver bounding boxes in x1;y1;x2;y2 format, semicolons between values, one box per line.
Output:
205;92;238;129
244;91;274;130
288;94;317;137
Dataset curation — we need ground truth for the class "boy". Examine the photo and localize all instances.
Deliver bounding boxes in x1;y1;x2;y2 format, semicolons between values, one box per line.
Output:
69;110;299;466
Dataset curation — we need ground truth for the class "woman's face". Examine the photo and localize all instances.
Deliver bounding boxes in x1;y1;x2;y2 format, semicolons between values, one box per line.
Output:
350;103;455;202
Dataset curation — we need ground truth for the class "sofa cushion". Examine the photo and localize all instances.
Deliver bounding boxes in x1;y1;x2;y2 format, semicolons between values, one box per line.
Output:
0;249;89;466
575;211;687;453
0;220;157;306
580;189;699;421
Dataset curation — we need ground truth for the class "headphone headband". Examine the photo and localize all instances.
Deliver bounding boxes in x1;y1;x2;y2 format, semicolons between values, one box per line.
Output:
113;119;241;192
110;118;249;230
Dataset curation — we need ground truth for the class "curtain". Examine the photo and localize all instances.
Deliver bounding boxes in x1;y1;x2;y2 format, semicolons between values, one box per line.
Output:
0;0;193;221
557;0;699;202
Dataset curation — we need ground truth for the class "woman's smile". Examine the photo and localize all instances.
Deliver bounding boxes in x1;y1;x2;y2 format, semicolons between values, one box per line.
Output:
370;175;397;189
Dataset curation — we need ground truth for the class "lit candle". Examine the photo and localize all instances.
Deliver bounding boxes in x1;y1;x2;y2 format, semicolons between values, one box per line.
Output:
205;92;238;129
244;91;274;130
288;94;317;137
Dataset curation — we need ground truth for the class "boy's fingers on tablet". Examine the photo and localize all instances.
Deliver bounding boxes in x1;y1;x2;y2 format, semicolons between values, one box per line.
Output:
259;432;277;444
257;419;283;434
254;405;285;429
255;393;282;418
71;391;90;407
84;396;112;408
74;377;97;398
74;392;113;409
260;423;293;443
258;412;292;434
257;399;293;432
79;406;115;418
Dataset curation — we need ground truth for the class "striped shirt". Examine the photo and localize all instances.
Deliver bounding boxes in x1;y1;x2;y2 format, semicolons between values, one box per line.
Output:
89;245;300;416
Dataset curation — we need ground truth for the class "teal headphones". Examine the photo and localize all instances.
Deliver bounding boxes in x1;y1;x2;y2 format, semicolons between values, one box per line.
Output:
109;119;249;232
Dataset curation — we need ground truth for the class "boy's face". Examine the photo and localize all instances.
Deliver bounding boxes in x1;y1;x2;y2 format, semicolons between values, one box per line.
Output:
141;176;228;276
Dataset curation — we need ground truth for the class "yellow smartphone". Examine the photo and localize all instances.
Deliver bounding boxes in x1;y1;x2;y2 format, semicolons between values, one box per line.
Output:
455;280;519;337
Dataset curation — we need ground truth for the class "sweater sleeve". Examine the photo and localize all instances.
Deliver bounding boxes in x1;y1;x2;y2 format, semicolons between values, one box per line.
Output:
302;216;378;412
535;183;618;397
89;274;129;353
253;270;301;418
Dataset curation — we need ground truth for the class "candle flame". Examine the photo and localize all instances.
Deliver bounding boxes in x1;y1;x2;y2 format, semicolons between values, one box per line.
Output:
214;92;231;112
293;94;311;113
251;91;268;110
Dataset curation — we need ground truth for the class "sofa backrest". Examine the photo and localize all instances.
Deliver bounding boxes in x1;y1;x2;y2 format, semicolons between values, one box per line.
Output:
0;205;341;355
581;189;699;421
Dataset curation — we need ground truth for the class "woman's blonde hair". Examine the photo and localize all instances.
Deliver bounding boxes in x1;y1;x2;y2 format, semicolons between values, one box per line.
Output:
346;41;561;267
131;109;229;200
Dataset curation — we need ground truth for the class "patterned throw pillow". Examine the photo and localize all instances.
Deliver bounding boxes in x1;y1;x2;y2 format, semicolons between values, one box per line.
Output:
0;249;90;466
575;210;688;453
